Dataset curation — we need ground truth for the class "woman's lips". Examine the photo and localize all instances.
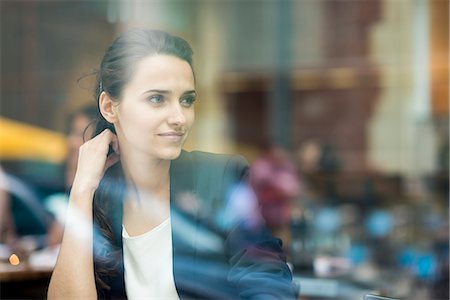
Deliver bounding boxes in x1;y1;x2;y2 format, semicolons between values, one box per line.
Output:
157;132;184;142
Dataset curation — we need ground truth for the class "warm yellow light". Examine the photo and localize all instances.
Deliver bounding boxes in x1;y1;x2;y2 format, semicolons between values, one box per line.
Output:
9;253;20;265
0;117;68;163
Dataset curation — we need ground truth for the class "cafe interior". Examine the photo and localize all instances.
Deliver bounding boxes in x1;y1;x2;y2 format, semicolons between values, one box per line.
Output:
0;1;448;299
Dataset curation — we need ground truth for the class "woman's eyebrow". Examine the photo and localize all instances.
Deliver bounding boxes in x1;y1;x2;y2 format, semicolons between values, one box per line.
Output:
141;89;196;95
182;90;196;95
141;89;171;95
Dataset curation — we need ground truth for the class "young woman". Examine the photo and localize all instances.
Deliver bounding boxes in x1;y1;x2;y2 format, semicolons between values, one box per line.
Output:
48;28;297;299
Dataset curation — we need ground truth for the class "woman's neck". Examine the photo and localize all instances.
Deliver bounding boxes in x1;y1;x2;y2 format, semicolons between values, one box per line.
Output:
121;154;171;234
120;152;171;198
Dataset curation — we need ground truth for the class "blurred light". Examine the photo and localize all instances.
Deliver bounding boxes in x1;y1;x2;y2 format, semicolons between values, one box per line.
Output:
314;255;352;277
327;68;357;89
9;253;20;266
397;247;417;268
415;253;437;280
347;244;369;265
366;210;393;238
0;117;67;163
314;207;341;233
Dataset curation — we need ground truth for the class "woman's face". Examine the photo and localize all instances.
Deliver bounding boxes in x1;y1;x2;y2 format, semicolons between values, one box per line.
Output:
113;54;196;161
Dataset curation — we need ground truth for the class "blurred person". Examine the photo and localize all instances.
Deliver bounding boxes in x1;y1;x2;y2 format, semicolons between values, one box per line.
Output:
250;143;301;244
318;144;340;174
296;139;322;174
65;105;99;189
296;140;341;204
48;29;296;299
45;105;98;224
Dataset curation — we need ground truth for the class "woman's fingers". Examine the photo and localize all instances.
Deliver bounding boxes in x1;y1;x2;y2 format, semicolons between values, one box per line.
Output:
104;152;120;171
102;129;120;155
72;129;121;195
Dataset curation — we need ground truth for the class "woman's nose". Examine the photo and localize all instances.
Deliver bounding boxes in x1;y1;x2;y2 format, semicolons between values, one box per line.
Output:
167;103;187;126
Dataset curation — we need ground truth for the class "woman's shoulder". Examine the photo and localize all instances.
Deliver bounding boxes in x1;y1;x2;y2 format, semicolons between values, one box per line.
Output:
182;150;247;171
182;150;247;165
177;150;249;181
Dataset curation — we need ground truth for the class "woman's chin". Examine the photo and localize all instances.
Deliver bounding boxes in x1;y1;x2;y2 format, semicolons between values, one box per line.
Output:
158;148;183;161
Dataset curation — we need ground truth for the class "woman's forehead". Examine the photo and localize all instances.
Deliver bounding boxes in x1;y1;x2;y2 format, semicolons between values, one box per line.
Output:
126;54;195;92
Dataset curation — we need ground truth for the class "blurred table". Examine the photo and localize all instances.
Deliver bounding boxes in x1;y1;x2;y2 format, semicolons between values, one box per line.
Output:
0;262;53;299
0;262;52;281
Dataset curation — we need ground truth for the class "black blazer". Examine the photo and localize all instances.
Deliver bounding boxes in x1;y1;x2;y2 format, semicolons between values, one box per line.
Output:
95;150;297;299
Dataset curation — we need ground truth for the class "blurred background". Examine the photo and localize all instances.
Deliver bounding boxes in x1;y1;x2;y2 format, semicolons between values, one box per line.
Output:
0;0;448;299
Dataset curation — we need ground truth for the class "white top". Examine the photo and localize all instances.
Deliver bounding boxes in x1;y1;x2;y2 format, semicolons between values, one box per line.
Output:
122;219;179;299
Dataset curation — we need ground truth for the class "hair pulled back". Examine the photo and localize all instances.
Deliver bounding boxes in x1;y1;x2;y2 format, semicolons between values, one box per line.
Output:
90;28;194;296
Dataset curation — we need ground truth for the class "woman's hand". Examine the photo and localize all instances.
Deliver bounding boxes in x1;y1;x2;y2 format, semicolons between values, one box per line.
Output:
72;129;120;196
48;130;116;300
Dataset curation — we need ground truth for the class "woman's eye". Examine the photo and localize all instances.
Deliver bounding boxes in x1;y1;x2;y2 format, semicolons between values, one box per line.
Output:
147;95;164;104
180;95;196;107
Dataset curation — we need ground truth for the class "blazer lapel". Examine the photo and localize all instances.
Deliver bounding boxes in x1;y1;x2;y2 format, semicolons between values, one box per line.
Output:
170;150;200;297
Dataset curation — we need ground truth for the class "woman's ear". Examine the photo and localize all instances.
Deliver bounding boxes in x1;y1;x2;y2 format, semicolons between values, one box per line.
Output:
99;91;118;123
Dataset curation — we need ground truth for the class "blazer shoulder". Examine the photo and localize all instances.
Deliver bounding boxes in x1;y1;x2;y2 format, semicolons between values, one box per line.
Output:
178;150;249;222
185;150;248;180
